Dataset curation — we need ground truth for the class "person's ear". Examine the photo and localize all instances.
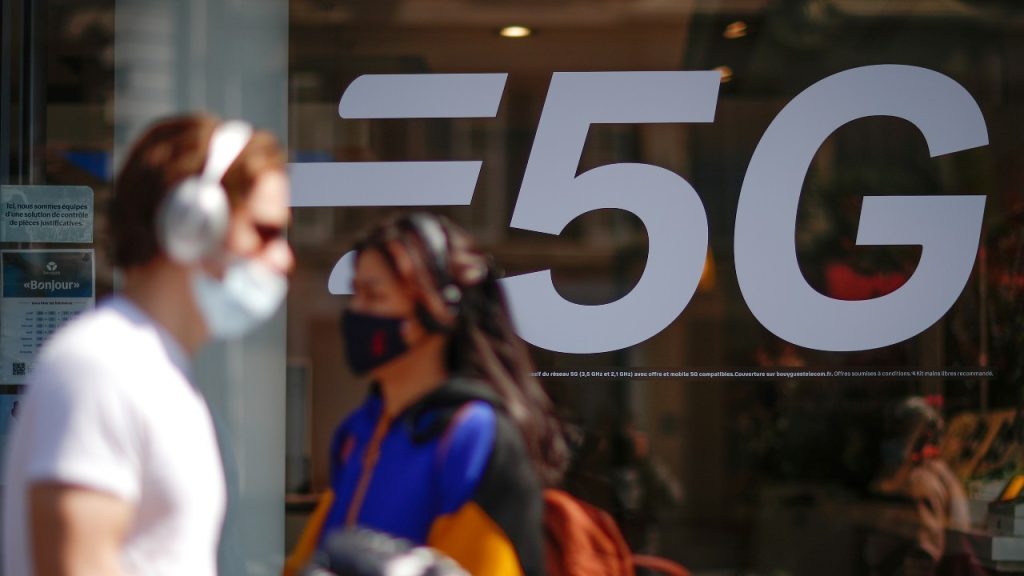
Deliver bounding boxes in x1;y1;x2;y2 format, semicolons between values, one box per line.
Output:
400;312;426;346
399;316;412;341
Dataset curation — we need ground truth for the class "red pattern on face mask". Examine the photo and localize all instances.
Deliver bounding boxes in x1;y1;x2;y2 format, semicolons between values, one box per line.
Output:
371;331;387;358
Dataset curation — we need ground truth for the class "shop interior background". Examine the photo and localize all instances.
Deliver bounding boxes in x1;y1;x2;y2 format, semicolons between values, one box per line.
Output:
3;0;1024;574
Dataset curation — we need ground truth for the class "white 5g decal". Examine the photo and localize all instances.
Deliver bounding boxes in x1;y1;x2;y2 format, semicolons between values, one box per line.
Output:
505;72;716;354
290;65;988;355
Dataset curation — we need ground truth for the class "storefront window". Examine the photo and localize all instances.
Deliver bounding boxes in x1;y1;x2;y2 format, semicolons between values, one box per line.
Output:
287;0;1024;573
2;1;288;573
4;0;1024;574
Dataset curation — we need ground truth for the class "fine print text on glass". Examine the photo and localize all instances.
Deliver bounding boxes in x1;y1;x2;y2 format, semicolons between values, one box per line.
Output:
533;368;996;379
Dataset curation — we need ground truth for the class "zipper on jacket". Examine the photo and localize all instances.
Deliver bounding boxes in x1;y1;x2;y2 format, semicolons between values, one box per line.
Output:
345;410;392;526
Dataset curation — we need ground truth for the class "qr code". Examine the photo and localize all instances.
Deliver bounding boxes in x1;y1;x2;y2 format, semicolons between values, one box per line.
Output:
12;362;26;376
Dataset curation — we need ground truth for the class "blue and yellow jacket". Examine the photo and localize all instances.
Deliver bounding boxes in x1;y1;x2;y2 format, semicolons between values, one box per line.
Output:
285;379;544;576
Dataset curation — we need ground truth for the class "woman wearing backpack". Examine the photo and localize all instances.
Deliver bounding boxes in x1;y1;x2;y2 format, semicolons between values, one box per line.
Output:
285;212;569;576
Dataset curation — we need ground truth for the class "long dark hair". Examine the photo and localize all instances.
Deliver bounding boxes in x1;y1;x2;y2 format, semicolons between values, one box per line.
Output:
354;212;569;486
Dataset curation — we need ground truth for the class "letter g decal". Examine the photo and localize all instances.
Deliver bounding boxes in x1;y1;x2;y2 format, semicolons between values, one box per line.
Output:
735;65;988;352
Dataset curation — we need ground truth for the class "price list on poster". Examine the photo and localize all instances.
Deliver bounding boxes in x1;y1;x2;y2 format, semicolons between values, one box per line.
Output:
18;310;78;358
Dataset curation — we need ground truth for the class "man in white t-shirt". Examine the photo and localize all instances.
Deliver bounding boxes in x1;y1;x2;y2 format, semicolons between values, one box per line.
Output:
3;115;293;576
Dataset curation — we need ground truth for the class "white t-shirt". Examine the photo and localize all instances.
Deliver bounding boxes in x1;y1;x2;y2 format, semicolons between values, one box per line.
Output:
2;296;226;576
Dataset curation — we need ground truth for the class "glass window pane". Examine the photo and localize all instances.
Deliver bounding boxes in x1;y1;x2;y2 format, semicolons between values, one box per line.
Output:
288;1;1024;574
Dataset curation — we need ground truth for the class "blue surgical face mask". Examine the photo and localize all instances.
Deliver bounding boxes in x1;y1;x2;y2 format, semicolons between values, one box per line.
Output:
192;258;288;339
340;309;410;375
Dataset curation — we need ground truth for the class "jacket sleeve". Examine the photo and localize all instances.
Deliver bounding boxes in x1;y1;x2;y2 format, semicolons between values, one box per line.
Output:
426;402;544;576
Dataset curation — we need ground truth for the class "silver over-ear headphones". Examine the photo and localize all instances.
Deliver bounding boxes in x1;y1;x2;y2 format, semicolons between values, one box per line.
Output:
401;213;463;333
156;120;254;264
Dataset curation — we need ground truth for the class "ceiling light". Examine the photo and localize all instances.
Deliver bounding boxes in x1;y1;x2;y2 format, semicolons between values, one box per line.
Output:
723;21;748;39
499;25;532;39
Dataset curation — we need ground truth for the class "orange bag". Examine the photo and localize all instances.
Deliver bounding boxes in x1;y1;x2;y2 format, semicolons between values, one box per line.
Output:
543;489;634;576
543;489;690;576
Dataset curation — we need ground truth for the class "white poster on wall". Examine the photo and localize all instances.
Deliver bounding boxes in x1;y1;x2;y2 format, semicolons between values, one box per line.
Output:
0;250;96;384
0;185;94;243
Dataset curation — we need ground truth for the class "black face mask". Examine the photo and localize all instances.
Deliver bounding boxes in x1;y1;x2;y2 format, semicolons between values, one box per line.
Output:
340;309;410;375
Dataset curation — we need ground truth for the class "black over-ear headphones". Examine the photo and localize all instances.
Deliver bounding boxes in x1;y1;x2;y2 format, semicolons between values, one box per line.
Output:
401;213;463;333
156;121;254;264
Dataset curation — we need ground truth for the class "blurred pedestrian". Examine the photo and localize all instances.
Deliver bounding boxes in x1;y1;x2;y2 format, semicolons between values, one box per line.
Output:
286;213;568;576
866;397;977;576
3;114;293;575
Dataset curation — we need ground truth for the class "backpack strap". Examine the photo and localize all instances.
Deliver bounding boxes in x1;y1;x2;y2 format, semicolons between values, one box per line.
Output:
433;400;497;513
